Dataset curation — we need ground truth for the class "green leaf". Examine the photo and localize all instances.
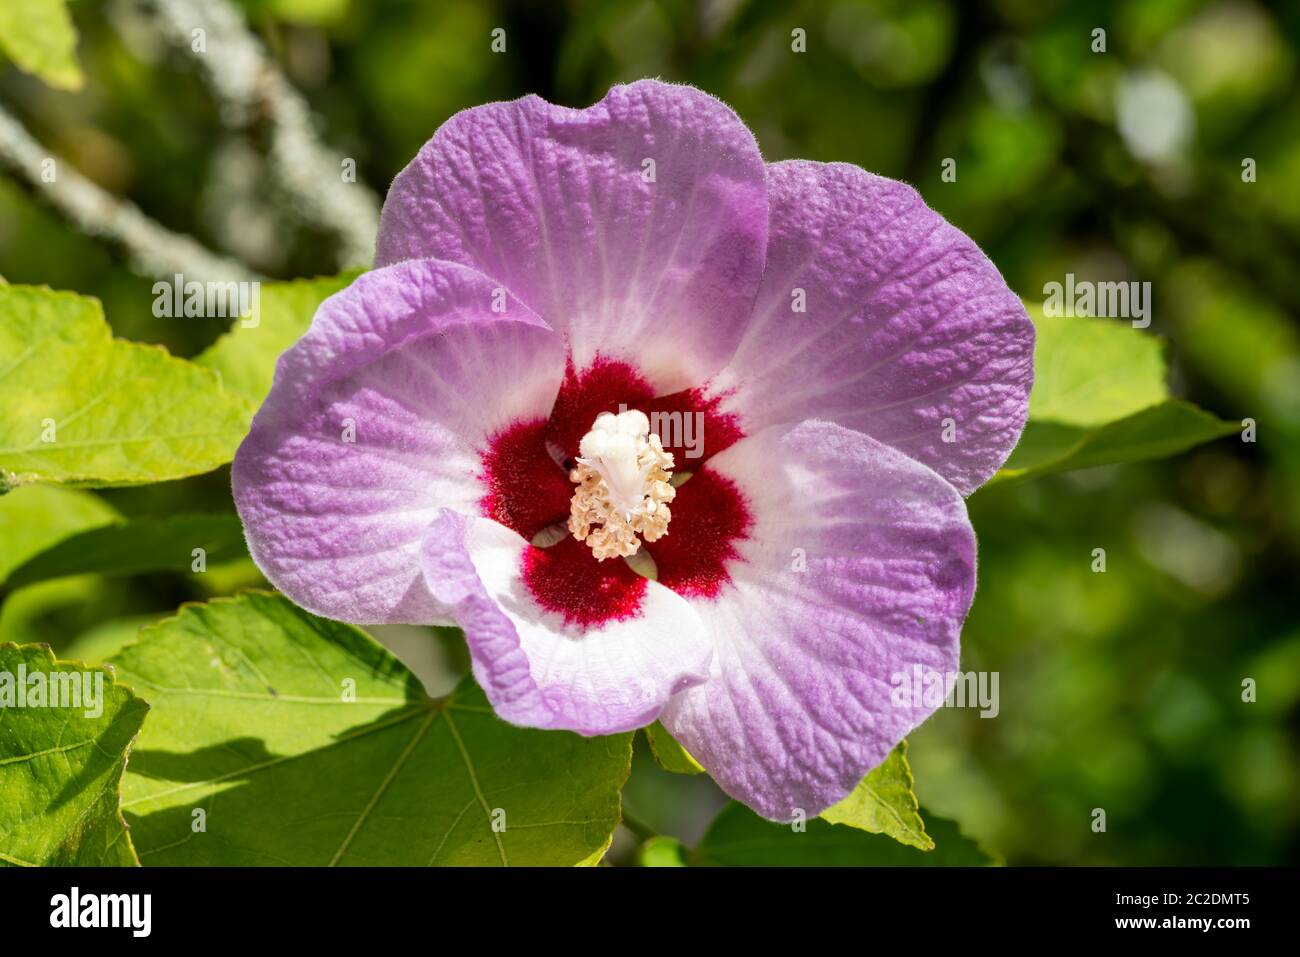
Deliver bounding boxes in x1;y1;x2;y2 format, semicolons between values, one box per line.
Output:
0;0;83;90
108;592;632;866
1027;304;1167;427
0;286;255;489
195;272;359;409
3;514;246;590
995;400;1240;483
820;740;931;850
992;303;1237;483
637;835;688;867
0;484;118;583
0;643;149;866
644;719;704;774
692;803;996;867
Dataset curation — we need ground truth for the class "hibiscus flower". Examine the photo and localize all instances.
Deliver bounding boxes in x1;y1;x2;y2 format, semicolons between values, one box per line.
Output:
233;79;1033;821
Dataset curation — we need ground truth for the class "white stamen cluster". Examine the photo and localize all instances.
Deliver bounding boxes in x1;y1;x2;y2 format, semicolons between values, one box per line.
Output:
568;410;675;560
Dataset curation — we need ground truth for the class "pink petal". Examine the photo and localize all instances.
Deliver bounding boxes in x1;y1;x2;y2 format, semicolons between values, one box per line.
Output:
375;79;769;393
233;259;565;624
659;419;974;820
420;511;713;736
710;161;1034;495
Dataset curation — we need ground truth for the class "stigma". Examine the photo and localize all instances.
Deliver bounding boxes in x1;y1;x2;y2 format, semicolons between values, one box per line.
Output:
568;409;675;560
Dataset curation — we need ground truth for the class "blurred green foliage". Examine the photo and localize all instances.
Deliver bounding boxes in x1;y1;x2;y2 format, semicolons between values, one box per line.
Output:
1;0;1297;865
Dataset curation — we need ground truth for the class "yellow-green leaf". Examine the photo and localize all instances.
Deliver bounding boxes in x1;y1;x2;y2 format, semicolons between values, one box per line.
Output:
820;740;932;850
1027;302;1167;427
0;285;254;489
993;302;1237;482
644;720;704;774
195;272;359;409
0;0;83;90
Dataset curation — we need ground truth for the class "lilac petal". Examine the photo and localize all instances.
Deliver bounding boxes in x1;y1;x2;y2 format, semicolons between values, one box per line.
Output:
709;160;1034;495
420;510;713;736
659;419;974;821
375;79;769;393
233;259;565;625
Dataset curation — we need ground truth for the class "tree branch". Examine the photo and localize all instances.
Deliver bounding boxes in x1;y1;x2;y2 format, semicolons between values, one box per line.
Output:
0;102;258;282
142;0;381;268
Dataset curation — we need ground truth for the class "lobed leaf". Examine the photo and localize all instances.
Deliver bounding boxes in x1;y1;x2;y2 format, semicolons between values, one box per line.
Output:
0;286;254;489
108;592;632;866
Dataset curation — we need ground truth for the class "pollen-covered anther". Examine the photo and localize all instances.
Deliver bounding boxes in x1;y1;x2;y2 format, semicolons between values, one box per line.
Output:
568;409;675;560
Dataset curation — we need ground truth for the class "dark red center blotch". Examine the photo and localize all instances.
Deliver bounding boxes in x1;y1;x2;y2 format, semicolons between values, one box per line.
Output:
645;469;753;599
478;355;752;628
479;419;571;540
522;536;648;628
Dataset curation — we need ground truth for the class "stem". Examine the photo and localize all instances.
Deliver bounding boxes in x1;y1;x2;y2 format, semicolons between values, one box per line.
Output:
619;807;659;843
